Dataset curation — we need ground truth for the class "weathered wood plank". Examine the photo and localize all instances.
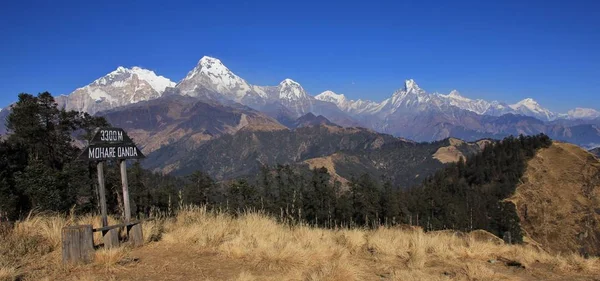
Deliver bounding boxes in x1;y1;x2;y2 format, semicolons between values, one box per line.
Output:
62;225;94;264
93;220;141;232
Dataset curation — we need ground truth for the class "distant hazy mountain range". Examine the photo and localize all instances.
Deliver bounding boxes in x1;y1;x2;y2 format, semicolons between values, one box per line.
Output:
2;56;600;149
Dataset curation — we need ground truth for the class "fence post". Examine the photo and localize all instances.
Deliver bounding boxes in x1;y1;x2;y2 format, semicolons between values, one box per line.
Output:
127;222;144;247
103;228;120;249
62;225;94;264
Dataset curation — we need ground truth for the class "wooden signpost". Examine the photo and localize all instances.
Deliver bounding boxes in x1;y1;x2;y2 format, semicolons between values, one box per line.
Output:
78;127;145;226
62;128;145;263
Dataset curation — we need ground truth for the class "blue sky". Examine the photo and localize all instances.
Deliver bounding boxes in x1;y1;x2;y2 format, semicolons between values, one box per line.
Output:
0;0;598;112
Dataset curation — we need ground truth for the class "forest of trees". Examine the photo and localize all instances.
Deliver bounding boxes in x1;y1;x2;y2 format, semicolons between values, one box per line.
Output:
0;92;552;243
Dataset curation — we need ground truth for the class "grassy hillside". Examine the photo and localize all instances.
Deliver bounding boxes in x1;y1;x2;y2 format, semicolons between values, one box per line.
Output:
1;208;599;281
509;142;600;256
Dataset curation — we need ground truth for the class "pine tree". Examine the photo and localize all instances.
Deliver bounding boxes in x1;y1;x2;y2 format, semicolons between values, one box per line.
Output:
350;174;381;227
380;180;400;225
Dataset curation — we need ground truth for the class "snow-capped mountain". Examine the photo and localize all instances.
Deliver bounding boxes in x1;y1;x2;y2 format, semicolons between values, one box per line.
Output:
57;66;175;115
45;56;591;126
173;57;353;121
272;78;313;115
369;79;448;117
176;56;266;103
438;90;487;114
437;90;507;116
3;54;598;147
315;90;379;115
567;108;600;120
315;79;559;122
509;98;556;121
277;79;310;101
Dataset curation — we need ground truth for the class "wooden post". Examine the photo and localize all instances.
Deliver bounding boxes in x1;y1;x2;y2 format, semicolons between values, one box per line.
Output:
103;228;120;249
120;160;131;223
62;225;94;264
97;161;108;227
127;222;144;247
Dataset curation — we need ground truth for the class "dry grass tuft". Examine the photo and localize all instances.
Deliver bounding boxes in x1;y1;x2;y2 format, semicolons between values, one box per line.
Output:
303;260;361;281
0;266;19;281
234;271;256;281
13;213;73;251
407;229;427;269
462;262;504;280
141;219;164;243
94;247;129;268
390;269;451;281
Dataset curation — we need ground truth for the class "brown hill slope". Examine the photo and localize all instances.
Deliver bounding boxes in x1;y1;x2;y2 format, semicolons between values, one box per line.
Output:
301;137;485;188
100;95;286;154
509;142;600;256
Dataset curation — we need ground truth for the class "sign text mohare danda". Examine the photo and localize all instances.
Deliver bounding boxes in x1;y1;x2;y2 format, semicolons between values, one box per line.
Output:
88;146;140;159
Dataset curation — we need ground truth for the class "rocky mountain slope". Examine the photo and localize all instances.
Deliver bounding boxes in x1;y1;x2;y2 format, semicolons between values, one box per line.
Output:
509;142;600;256
144;118;486;187
99;95;285;155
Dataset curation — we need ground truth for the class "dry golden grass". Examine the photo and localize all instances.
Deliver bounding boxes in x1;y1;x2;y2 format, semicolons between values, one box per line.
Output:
390;269;452;281
94;247;129;268
509;142;600;256
0;267;19;281
2;207;600;280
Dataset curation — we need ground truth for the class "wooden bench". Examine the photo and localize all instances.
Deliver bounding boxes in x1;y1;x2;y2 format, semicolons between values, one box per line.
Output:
62;219;149;264
93;220;145;249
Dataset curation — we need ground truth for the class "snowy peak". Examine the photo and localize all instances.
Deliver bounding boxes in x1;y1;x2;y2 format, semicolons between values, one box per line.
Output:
510;98;545;113
184;56;233;81
403;79;424;94
278;78;308;100
199;56;222;67
448;90;466;99
315;90;380;115
195;56;230;78
567;108;600;120
280;78;301;87
511;98;540;109
440;90;470;101
178;56;260;101
129;67;175;93
315;90;347;104
91;66;175;93
60;66;175;115
510;98;556;121
391;79;427;100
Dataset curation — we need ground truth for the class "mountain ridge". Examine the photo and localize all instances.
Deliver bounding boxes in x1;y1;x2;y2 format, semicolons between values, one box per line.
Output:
2;55;600;148
6;55;596;122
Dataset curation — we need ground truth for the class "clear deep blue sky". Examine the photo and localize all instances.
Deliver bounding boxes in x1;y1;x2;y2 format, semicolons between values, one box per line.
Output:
0;0;598;112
